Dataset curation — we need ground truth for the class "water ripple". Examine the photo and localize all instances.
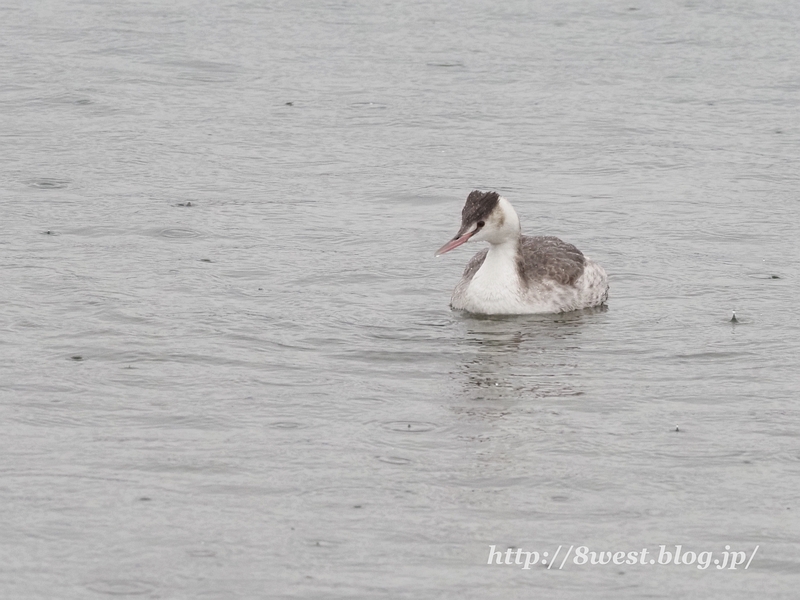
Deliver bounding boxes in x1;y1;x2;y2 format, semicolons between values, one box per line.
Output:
27;178;70;189
83;580;155;596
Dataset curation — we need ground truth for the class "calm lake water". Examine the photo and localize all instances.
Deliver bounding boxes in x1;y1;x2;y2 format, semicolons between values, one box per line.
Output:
2;0;799;597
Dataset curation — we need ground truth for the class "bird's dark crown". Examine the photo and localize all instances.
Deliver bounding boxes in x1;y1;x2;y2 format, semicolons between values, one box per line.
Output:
461;190;500;225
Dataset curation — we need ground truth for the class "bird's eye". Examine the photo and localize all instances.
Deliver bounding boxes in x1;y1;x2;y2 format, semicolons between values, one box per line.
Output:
477;220;485;228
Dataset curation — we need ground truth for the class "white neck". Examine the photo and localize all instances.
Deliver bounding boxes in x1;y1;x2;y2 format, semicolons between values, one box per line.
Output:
469;237;523;306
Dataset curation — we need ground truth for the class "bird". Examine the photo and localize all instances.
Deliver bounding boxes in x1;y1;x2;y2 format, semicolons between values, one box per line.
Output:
435;190;608;315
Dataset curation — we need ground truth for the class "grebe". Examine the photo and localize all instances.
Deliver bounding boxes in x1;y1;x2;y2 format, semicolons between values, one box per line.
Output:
436;190;608;315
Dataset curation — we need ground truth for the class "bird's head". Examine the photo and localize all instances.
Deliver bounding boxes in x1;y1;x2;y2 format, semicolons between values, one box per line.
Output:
435;190;520;256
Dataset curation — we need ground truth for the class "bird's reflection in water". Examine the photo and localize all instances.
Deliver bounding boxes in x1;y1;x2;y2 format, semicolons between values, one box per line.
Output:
451;306;607;417
444;307;607;503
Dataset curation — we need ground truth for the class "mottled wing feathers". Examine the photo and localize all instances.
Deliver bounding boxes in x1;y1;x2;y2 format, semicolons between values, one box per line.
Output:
461;248;488;281
459;236;585;286
518;236;586;286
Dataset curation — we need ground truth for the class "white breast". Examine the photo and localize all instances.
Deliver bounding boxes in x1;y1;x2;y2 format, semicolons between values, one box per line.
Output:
451;241;529;314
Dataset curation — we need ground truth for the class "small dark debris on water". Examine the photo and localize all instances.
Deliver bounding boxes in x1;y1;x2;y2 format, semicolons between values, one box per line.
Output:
771;274;780;279
674;426;680;432
258;287;263;291
775;129;783;134
730;311;739;324
285;101;294;106
200;258;212;263
139;497;152;502
44;230;53;235
176;201;193;207
71;355;83;361
353;505;362;509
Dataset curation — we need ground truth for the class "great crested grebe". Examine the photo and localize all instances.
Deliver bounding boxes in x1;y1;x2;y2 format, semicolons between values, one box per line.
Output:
436;190;608;314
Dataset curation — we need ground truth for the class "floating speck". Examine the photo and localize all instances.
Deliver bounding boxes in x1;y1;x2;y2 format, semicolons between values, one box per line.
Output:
381;421;437;433
308;539;338;548
730;311;738;324
71;355;83;361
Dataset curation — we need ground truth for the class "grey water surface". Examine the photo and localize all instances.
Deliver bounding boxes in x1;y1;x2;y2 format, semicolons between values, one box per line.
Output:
2;0;800;598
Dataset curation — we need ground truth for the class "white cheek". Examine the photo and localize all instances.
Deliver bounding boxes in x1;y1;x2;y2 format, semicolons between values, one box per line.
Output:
470;229;488;243
471;223;501;244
